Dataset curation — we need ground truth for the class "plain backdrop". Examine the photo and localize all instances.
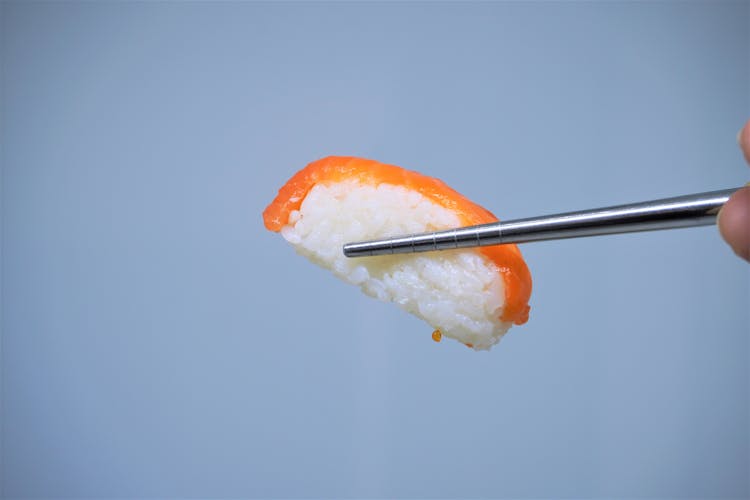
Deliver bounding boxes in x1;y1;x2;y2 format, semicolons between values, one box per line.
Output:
1;1;749;498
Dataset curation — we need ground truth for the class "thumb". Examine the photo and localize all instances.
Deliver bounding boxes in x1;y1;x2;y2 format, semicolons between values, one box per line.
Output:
718;185;750;262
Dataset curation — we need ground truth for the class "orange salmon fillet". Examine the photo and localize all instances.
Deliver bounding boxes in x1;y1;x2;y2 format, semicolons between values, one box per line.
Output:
263;156;532;325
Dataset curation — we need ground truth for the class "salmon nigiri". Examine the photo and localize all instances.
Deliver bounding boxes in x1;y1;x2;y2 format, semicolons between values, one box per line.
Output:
263;156;532;350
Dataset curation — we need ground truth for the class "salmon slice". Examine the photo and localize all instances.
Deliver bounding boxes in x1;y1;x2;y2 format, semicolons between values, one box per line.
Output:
263;156;532;328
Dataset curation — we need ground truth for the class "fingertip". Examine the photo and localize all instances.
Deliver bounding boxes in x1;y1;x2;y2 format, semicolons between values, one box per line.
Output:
739;119;750;164
718;186;750;262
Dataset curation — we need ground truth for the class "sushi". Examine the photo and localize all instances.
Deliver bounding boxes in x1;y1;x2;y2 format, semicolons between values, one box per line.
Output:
263;156;532;350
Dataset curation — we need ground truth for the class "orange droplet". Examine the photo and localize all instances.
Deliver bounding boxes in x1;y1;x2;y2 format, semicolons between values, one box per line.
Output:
465;343;474;349
432;329;442;342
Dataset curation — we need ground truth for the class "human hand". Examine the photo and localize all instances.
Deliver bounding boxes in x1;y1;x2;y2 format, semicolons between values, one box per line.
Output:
718;120;750;262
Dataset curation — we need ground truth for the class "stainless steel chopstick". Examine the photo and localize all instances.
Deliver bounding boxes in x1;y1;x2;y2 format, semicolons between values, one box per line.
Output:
342;187;740;258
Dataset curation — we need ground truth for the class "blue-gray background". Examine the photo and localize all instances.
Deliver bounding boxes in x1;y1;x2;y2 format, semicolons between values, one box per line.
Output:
1;1;749;498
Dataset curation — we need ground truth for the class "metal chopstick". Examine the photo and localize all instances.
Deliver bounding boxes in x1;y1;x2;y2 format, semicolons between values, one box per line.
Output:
342;187;740;258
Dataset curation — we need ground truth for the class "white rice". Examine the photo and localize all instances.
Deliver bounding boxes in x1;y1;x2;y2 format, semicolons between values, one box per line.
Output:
280;180;513;350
